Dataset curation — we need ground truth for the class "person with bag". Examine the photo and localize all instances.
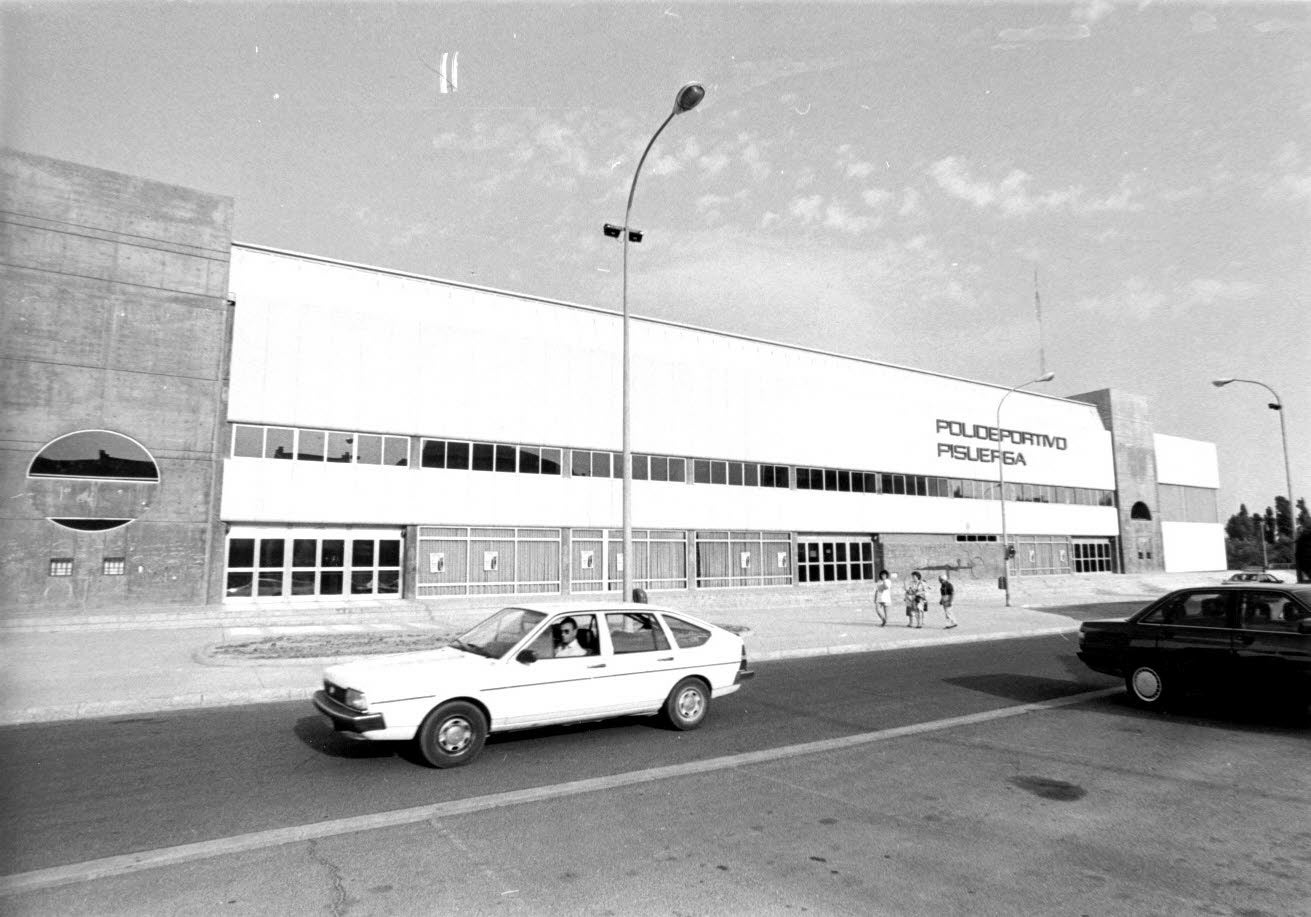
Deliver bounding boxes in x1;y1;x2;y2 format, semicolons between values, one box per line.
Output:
938;574;958;628
874;569;892;626
904;570;927;628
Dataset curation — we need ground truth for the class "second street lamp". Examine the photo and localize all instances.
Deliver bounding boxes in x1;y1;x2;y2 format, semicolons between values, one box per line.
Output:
997;371;1056;607
1212;377;1295;551
605;82;705;603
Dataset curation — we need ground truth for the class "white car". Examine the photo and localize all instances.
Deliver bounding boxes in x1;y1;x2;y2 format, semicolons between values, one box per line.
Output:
312;602;756;768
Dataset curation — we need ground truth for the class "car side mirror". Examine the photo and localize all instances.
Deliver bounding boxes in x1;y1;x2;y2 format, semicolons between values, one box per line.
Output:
516;649;538;665
1298;620;1311;635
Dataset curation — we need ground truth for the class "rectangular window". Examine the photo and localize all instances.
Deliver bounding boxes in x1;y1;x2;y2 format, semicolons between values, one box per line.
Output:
572;451;592;477
384;436;409;467
632;454;648;481
710;461;727;485
837;470;851;492
266;427;294;460
649;455;667;482
592;451;612;478
327;432;353;463
668;458;686;483
539;448;562;475
233;425;263;458
422;440;446;468
743;463;759;486
694;459;711;484
728;462;743;486
296;429;324;461
49;558;73;577
442;441;468;470
495;444;516;473
102;556;125;575
356;434;382;465
472;442;495;472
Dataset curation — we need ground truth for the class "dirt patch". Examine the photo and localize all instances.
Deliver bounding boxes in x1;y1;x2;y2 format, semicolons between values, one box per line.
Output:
208;631;458;660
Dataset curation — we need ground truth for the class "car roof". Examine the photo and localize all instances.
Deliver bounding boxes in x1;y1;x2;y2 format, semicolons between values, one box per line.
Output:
506;601;693;616
1182;583;1310;595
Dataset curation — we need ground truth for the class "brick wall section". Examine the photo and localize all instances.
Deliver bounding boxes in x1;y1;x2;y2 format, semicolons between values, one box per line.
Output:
0;150;234;615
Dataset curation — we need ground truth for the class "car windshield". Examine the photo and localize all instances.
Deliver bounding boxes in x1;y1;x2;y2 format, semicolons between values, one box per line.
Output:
451;607;547;659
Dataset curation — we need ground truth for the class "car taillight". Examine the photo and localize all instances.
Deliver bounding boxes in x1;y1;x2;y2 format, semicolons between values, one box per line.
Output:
739;645;749;671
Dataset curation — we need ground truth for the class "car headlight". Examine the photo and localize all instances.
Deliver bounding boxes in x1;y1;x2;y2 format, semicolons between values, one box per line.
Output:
344;688;369;712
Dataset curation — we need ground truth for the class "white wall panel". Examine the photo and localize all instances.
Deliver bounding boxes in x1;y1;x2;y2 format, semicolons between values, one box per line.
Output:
1154;434;1220;488
229;246;1115;492
1159;521;1226;572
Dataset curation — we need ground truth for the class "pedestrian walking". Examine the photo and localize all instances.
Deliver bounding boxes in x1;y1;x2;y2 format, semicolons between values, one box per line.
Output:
938;574;958;628
874;569;892;626
904;570;927;628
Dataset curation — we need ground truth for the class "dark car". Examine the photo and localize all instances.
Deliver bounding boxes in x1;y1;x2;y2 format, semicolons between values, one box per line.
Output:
1077;584;1311;710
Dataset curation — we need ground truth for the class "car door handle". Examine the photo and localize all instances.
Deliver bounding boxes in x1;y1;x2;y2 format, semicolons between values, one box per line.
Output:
657;656;675;662
587;663;607;669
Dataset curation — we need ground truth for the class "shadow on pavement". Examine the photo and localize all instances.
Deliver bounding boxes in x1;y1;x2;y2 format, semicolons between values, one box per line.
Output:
1032;601;1146;621
944;673;1113;704
294;715;396;759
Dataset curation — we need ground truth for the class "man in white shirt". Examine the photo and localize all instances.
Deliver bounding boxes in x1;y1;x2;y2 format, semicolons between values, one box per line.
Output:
554;617;587;657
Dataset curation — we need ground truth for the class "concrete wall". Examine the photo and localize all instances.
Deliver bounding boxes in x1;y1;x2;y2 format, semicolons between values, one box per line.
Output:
1071;389;1164;574
0;150;233;615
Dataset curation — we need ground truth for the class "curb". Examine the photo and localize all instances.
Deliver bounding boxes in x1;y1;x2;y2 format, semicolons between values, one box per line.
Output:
0;625;1083;727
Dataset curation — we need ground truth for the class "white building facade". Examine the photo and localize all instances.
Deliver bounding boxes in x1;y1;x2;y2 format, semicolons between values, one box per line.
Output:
219;244;1224;607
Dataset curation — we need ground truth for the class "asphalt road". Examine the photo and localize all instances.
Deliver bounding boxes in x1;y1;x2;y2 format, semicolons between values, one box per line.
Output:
3;632;1309;915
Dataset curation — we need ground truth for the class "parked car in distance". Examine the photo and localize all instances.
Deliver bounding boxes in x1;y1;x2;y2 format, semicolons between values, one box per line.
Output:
1222;571;1284;584
1077;584;1311;711
313;602;755;768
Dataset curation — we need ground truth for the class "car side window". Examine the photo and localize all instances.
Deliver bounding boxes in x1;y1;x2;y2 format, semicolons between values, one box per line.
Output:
1172;592;1230;628
1242;593;1309;633
605;612;671;654
524;613;598;658
663;614;712;648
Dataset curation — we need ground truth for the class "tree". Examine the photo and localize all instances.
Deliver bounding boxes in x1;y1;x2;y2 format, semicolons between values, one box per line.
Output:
1263;507;1277;543
1297;498;1310;539
1274;495;1294;542
1225;504;1253;542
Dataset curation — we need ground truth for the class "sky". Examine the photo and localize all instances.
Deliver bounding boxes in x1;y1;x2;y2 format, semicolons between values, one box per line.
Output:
3;0;1308;520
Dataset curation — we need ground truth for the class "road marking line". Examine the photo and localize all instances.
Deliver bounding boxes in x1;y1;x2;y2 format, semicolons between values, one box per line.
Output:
0;687;1117;896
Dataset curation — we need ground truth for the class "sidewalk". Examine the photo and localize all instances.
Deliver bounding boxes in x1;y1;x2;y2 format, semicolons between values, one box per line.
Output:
0;591;1151;727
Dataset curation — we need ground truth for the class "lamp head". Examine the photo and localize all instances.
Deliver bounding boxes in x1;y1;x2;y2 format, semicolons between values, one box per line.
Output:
1036;372;1056;383
1211;378;1235;387
674;82;706;114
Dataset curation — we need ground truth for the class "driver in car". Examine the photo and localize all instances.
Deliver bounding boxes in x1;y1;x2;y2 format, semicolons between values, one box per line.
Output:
554;617;587;657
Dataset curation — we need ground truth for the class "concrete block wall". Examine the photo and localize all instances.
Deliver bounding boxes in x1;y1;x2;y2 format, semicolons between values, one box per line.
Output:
0;150;234;616
1070;389;1163;574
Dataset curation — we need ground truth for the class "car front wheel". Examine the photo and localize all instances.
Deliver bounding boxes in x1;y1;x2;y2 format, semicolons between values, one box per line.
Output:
415;701;487;768
1125;663;1169;709
663;677;710;730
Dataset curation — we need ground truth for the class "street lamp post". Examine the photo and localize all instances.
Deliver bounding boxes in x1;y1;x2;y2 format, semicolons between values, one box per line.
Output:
605;82;705;603
1212;378;1295;553
997;372;1056;607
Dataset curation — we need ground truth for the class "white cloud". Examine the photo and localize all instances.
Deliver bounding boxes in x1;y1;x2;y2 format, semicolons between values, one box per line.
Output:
789;194;825;223
862;187;895;209
698;151;731;176
822;202;877;235
1077;275;1264;319
998;23;1091;42
928;157;1142;216
741;140;772;182
846;161;876;180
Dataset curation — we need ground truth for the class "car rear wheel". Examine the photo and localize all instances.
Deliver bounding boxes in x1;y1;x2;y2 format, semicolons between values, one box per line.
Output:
1126;663;1169;709
415;701;487;768
663;677;710;730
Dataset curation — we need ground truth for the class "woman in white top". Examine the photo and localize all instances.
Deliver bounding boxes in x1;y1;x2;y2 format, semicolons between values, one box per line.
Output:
874;570;892;626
